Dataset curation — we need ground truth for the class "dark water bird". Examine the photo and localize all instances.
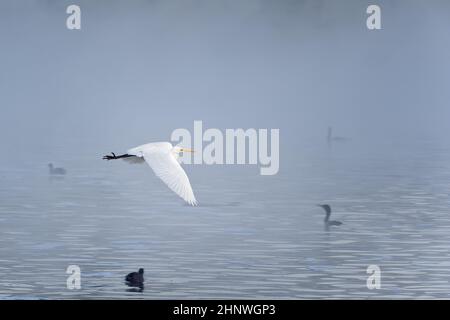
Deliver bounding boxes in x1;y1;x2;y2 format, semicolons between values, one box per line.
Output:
327;127;350;144
48;163;66;175
317;204;342;231
125;268;144;288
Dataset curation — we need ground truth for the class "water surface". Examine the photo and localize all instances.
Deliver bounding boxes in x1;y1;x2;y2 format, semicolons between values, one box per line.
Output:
1;139;449;299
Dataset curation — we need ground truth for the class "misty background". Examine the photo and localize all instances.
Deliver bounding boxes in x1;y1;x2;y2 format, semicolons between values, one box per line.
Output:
1;0;450;167
1;0;450;299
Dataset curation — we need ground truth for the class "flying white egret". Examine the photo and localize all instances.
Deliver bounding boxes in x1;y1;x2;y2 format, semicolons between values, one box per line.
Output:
103;142;197;206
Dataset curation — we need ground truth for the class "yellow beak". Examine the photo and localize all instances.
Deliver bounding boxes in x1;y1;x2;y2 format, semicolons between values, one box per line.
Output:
180;148;194;153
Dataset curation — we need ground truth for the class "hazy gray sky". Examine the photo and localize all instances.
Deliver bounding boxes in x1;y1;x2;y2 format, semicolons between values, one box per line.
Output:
1;0;450;165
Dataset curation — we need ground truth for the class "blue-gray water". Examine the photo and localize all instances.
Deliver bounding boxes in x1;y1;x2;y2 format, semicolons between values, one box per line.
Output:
1;138;450;299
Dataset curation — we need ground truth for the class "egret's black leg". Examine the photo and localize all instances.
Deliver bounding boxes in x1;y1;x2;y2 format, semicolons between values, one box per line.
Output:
102;152;134;160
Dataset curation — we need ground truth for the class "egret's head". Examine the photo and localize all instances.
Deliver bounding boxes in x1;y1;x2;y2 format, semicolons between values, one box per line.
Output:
173;146;194;155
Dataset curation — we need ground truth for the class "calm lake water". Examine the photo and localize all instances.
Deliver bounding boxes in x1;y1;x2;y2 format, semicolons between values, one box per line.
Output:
1;139;450;299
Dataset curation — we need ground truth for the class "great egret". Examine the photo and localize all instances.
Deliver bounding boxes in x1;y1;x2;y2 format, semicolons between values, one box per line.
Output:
48;163;66;175
102;142;198;206
317;204;342;231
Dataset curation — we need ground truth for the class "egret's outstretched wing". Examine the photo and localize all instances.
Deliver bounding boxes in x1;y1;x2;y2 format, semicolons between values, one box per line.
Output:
142;150;197;206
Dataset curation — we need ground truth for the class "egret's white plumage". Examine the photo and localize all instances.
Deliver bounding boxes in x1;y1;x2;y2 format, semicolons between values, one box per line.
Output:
104;142;197;206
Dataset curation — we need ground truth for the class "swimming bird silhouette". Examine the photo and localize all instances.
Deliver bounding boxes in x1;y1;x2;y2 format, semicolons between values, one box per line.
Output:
48;163;66;175
125;268;144;286
317;204;342;231
327;127;350;144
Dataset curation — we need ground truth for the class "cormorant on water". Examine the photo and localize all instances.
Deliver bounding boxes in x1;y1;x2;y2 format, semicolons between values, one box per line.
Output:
125;268;144;288
317;204;342;231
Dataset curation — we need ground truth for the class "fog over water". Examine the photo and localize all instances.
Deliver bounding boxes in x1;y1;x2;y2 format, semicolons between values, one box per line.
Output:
1;0;450;299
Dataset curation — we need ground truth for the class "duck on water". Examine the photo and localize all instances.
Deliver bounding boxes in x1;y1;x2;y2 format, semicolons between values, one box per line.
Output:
125;268;144;289
48;163;66;175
